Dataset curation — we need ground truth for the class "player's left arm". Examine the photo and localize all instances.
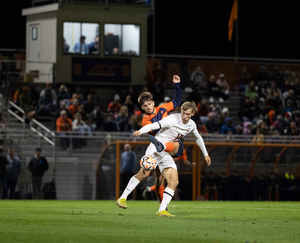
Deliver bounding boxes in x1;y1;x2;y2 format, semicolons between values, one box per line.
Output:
160;75;181;112
190;125;211;166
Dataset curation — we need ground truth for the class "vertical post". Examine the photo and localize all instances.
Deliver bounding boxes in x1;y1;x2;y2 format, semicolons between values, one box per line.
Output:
53;133;56;180
5;61;10;106
52;63;56;87
37;127;41;147
151;0;155;57
235;0;239;60
69;132;72;155
192;145;197;201
115;141;121;200
197;148;201;199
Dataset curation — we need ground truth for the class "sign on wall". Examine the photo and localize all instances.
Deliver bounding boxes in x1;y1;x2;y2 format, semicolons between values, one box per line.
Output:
72;57;131;83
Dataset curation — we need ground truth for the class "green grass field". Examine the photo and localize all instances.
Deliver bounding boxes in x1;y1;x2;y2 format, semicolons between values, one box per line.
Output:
0;200;299;243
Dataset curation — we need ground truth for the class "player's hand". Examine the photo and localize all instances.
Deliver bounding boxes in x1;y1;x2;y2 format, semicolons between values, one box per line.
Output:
204;155;211;166
190;162;196;167
172;75;180;83
133;131;141;137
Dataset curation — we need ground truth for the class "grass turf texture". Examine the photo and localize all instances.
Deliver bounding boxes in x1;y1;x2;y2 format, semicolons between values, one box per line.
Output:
0;201;299;243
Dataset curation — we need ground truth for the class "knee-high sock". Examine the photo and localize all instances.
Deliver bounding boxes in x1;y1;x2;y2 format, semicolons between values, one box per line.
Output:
119;176;140;199
159;187;174;212
164;142;175;152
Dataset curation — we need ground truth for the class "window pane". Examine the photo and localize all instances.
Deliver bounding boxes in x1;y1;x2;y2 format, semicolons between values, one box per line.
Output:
63;22;81;54
122;24;140;56
104;24;121;55
32;27;38;40
82;23;99;55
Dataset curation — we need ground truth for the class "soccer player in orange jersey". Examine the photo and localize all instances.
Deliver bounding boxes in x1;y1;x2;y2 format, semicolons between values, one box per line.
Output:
117;75;182;209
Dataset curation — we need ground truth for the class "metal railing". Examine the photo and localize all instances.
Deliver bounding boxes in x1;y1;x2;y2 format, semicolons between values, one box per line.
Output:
30;118;55;146
8;101;26;138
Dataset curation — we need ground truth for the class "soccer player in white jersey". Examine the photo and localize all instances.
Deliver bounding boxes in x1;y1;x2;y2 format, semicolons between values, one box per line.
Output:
117;101;211;217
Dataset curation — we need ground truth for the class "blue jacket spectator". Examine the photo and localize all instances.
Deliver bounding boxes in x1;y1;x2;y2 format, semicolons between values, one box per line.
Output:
73;35;89;54
221;117;236;135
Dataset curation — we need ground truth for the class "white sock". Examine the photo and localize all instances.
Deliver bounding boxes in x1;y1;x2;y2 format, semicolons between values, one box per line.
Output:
120;176;140;199
159;187;174;212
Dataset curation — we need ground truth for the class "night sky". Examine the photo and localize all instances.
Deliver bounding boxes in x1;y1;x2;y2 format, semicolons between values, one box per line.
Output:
1;0;300;60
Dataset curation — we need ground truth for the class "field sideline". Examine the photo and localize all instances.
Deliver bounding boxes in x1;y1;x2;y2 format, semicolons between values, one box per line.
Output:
0;201;299;243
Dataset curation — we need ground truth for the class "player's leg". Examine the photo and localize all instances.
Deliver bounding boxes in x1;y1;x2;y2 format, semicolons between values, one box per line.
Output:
117;168;151;209
155;169;165;202
157;167;178;217
149;135;181;157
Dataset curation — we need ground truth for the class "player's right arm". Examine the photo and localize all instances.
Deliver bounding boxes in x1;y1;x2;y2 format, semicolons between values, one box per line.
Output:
133;116;173;137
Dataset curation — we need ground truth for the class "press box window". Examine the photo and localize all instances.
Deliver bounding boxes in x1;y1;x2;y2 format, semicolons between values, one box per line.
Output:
32;27;38;40
104;24;140;56
63;22;99;55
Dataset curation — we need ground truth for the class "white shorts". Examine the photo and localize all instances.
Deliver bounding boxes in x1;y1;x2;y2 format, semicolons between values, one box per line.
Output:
145;144;177;173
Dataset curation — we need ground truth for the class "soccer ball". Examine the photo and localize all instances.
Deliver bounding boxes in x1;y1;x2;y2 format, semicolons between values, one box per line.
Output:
140;155;157;171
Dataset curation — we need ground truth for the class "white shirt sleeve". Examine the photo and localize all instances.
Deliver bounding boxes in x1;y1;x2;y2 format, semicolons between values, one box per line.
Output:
139;115;173;135
190;122;208;157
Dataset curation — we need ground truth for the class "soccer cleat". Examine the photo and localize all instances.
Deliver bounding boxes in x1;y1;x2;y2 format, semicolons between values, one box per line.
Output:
117;198;127;209
142;187;149;198
156;210;175;217
148;135;164;152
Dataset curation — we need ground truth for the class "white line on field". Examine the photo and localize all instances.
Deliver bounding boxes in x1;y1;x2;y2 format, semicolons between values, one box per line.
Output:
191;206;298;212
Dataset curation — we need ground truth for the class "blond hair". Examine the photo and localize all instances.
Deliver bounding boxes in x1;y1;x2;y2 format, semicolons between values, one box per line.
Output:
181;101;196;113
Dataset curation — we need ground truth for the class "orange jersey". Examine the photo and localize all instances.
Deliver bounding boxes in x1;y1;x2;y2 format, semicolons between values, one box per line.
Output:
142;102;174;135
173;149;187;161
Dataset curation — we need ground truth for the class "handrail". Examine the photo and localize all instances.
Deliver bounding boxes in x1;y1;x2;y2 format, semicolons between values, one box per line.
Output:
30;118;55;146
8;101;25;137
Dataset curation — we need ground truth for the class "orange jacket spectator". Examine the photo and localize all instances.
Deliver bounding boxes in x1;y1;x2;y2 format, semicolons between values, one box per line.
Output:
68;98;79;118
56;111;73;132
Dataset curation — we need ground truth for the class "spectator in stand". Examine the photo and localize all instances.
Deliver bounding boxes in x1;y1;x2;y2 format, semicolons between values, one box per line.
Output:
73;35;89;54
267;110;276;127
256;66;269;84
252;128;264;143
238;67;251;92
107;94;122;115
196;99;209;125
216;73;230;101
84;94;96;117
126;114;142;132
257;80;270;101
90;105;105;131
281;77;294;97
245;80;259;101
197;121;208;135
78;105;88;123
57;85;71;107
68;98;79;118
0;148;8;199
0;111;8;130
207;74;223;103
206;112;219;134
53;102;73;129
40;83;57;106
221;117;236;135
186;85;202;104
284;89;297;108
30;83;40;109
209;101;221;119
238;95;255;122
120;144;137;194
72;113;92;148
28;148;49;199
102;113;117;132
158;96;171;106
236;124;243;135
286;121;299;136
190;66;206;91
270;66;284;87
123;95;135;117
293;77;300;100
74;86;85;105
115;106;130;132
63;38;69;53
56;110;73;149
6;148;21;199
13;85;23;105
218;107;229;129
243;121;252;135
260;121;270;136
38;89;54;116
19;86;33;112
87;87;100;105
269;81;282;99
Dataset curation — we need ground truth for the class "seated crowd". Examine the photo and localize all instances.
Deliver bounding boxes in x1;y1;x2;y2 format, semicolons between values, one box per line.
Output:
9;65;300;149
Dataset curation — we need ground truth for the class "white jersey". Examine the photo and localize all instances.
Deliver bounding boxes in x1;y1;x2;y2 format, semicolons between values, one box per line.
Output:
139;113;208;157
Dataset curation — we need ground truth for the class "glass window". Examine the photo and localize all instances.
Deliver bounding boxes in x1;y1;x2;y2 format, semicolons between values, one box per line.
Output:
104;24;140;56
63;22;99;55
32;27;38;40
